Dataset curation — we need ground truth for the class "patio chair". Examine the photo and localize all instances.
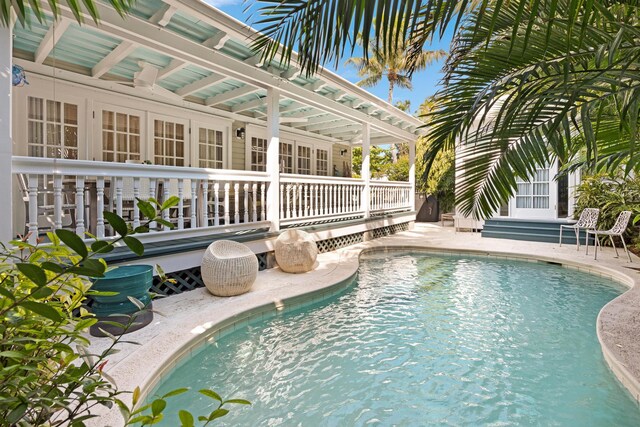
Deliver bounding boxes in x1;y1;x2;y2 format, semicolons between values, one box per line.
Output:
559;208;600;250
585;210;633;262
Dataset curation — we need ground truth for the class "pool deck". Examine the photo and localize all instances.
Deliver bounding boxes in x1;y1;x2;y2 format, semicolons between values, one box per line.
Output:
91;223;640;425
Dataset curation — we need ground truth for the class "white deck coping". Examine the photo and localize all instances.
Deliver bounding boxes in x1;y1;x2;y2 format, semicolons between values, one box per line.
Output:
89;223;640;425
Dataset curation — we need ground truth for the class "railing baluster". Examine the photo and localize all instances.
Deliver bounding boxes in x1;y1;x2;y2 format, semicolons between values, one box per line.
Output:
286;184;292;219
149;178;157;230
201;180;209;227
252;183;258;222
214;182;221;226
260;183;266;221
75;176;85;237
234;182;240;224
53;175;62;230
298;184;303;217
177;179;184;230
280;184;285;220
96;177;105;238
27;174;38;243
191;180;198;228
244;183;249;223
133;177;141;229
162;179;170;231
224;182;230;225
115;176;123;220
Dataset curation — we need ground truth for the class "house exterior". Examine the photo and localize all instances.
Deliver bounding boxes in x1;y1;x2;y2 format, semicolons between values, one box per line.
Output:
0;0;423;273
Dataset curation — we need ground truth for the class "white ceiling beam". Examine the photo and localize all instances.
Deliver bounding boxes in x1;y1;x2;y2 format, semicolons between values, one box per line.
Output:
306;120;351;132
92;41;136;78
282;67;301;80
350;99;365;109
49;3;418;141
280;117;308;124
34;18;71;64
304;80;329;92
150;4;177;27
283;109;323;119
291;114;339;128
245;54;264;67
330;89;347;102
205;85;260;106
175;72;226;97
279;101;306;114
318;124;361;135
203;31;230;49
327;130;361;139
231;97;266;113
157;59;187;80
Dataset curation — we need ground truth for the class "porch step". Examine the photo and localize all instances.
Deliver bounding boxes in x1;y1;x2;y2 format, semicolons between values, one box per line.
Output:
481;218;593;245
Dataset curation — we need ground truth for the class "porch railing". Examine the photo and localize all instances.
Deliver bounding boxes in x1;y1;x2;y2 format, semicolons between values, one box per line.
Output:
12;157;414;243
12;157;270;243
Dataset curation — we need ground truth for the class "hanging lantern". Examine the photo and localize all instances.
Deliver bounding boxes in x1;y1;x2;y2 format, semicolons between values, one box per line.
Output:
12;65;28;87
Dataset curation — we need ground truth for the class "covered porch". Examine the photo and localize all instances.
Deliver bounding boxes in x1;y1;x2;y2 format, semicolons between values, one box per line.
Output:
0;0;423;254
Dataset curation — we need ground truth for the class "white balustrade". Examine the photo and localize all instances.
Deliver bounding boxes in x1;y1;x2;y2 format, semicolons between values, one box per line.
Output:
369;181;412;213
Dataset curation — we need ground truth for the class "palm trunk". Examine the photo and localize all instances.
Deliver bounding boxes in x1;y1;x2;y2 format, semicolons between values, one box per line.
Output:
388;80;397;163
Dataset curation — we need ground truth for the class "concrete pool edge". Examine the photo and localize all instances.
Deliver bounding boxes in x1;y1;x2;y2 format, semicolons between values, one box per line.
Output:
93;232;640;425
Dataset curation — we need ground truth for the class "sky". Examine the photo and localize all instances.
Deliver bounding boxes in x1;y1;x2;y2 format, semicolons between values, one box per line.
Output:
205;0;454;116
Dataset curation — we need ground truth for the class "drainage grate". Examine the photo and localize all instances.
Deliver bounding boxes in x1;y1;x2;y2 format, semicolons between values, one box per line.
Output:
316;232;364;253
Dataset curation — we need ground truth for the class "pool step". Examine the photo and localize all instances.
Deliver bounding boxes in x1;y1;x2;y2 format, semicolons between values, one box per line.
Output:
481;218;594;246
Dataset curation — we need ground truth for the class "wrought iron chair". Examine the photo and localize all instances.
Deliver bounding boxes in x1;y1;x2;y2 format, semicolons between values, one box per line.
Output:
586;210;633;262
559;208;600;250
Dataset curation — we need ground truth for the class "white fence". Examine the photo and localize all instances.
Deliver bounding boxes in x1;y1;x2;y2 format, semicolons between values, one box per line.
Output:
12;157;414;242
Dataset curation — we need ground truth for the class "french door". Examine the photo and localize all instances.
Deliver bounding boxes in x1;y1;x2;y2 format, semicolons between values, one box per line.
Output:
512;163;558;219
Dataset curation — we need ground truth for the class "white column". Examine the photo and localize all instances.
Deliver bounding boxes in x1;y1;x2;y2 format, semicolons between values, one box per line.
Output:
266;88;280;231
0;26;13;242
361;122;371;219
409;139;416;210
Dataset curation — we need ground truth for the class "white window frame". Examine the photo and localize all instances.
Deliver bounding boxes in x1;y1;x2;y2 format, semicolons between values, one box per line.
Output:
295;141;314;175
148;113;189;167
315;146;330;176
95;103;146;163
191;120;231;169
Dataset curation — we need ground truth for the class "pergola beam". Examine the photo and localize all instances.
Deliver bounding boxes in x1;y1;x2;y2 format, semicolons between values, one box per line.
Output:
34;18;71;64
157;58;187;80
175;72;226;97
205;85;260;106
203;31;229;49
92;41;136;78
306;120;351;132
150;4;177;27
231;97;265;113
47;2;418;141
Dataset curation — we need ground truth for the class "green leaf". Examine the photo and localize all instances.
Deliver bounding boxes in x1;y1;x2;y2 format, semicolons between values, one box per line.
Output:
199;389;222;402
178;410;194;427
207;408;229;421
82;259;107;276
29;286;54;300
123;236;144;256
154;218;175;229
55;229;89;259
224;399;251;405
132;386;141;407
16;263;47;288
104;211;128;237
137;199;156;220
6;402;27;425
151;399;166;416
127;296;146;311
0;351;27;359
91;240;114;254
21;301;64;322
41;261;64;274
67;266;105;278
162;388;189;399
161;196;180;210
0;286;16;301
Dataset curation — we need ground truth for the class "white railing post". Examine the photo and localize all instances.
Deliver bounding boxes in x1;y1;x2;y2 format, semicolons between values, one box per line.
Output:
191;180;198;228
361;122;371;218
53;175;63;230
177;179;184;230
96;177;105;238
133;177;141;229
0;26;12;242
27;175;38;243
75;176;85;236
266;88;280;231
234;182;240;224
409;139;416;211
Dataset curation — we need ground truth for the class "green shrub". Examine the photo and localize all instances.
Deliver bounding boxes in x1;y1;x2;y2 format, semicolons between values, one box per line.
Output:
574;174;640;246
0;198;248;426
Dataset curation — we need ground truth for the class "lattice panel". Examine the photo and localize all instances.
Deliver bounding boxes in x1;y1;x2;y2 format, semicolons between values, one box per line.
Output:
316;232;364;253
371;222;409;239
151;253;270;296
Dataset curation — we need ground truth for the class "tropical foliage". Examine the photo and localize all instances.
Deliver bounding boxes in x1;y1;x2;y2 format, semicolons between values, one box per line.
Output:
0;199;248;426
249;0;640;219
1;0;133;26
574;174;640;246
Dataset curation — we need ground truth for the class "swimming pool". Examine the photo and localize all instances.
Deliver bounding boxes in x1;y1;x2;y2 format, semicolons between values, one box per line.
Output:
152;252;640;425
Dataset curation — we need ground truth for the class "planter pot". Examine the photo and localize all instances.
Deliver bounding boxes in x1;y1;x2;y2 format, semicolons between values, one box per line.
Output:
89;265;154;337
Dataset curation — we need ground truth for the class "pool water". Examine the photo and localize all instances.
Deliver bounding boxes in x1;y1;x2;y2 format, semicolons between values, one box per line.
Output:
153;252;640;426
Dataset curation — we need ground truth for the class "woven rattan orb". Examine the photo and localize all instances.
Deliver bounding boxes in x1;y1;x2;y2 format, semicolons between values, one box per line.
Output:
274;229;318;273
201;240;258;296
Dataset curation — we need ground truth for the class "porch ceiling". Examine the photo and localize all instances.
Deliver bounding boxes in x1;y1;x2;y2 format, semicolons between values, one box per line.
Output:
11;0;424;144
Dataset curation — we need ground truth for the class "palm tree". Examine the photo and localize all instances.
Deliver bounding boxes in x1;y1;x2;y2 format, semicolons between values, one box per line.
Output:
249;0;640;219
1;0;133;26
346;42;445;104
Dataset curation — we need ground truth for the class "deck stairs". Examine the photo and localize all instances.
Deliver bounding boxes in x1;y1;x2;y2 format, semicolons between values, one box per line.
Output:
481;218;594;245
